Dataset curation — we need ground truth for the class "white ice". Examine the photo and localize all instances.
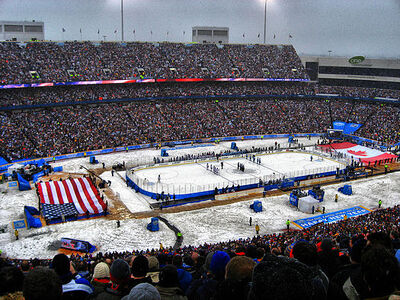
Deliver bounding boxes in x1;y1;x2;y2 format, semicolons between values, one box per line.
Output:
0;137;398;259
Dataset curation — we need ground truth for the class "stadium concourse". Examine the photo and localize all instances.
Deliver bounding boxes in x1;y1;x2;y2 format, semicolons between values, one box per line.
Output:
0;41;399;299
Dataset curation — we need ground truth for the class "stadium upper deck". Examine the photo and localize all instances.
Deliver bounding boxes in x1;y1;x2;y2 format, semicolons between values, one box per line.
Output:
0;41;307;85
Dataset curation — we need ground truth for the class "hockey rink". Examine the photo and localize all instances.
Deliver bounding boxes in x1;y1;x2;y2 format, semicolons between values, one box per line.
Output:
132;152;343;194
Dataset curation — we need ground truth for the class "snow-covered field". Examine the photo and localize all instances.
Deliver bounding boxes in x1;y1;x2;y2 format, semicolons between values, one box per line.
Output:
0;137;399;259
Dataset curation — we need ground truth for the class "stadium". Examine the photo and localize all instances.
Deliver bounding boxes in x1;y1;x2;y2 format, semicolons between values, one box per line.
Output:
0;0;399;299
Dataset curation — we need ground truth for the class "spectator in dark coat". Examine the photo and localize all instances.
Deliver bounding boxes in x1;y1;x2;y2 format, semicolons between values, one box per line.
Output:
213;256;256;300
172;255;192;293
343;246;400;300
95;259;132;300
23;267;62;300
317;238;342;279
50;253;93;300
0;265;24;299
186;251;230;300
130;255;153;287
327;238;366;300
249;255;326;300
156;265;187;300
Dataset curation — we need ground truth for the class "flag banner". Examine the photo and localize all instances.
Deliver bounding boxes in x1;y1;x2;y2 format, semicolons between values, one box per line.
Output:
320;142;398;163
37;177;105;214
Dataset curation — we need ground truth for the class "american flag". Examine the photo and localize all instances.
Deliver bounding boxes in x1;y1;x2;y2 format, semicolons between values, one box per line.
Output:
37;178;105;214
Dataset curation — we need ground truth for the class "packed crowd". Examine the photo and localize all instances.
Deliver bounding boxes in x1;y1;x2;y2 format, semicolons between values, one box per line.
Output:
316;85;400;99
0;41;307;84
0;82;316;107
1;96;399;162
1;205;400;299
2;82;400;108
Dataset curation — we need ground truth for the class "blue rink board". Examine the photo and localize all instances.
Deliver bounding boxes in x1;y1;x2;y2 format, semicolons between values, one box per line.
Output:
293;206;372;229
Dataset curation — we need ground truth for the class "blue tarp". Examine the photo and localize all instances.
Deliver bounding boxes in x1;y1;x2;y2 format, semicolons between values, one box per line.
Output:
147;217;160;231
250;200;262;213
17;173;31;191
33;171;45;183
0;157;8;165
53;166;63;172
24;206;42;228
293;206;371;229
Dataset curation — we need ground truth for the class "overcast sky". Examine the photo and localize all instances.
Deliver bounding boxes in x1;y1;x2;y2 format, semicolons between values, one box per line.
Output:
0;0;399;58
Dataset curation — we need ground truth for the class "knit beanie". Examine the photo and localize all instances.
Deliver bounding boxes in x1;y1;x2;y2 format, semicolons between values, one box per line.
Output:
204;251;215;272
131;255;149;277
110;259;131;284
123;283;161;300
147;256;160;272
93;262;110;279
209;251;230;279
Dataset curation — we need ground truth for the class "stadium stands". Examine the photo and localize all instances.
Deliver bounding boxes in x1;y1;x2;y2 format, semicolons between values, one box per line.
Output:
1;205;400;299
0;42;307;84
0;40;399;300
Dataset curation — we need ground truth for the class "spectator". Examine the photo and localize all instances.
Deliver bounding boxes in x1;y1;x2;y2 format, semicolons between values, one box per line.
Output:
0;265;24;299
130;255;153;287
146;256;160;284
121;283;161;300
50;253;93;299
91;262;111;298
213;256;256;300
343;246;400;299
156;265;187;300
249;255;326;300
23;267;62;300
95;258;132;300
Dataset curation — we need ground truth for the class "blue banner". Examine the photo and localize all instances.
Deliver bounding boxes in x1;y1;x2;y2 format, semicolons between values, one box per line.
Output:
343;123;363;135
293;206;371;229
13;220;26;229
332;121;346;131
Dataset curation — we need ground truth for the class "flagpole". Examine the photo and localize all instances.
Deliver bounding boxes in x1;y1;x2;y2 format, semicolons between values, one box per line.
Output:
121;0;124;41
263;0;267;44
80;30;82;41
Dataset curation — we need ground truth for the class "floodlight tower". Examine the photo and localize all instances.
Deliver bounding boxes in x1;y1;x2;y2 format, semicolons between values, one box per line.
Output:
121;0;124;41
263;0;267;43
